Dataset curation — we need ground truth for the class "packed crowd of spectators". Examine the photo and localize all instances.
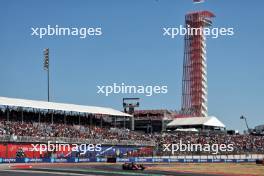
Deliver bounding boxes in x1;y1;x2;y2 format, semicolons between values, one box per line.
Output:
0;120;264;155
0;108;264;155
154;132;264;155
0;120;150;143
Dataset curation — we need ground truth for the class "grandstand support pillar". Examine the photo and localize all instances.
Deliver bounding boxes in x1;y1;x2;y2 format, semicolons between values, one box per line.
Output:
64;111;66;124
78;113;81;125
38;111;41;123
123;117;126;129
161;119;165;132
130;116;134;131
89;114;92;127
51;111;54;124
114;116;117;128
100;115;103;128
21;109;23;123
6;106;9;121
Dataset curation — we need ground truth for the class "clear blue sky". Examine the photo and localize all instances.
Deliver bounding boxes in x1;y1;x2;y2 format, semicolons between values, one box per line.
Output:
0;0;263;131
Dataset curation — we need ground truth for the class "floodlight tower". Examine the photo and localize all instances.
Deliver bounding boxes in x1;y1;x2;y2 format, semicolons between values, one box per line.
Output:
43;48;50;102
181;11;215;117
123;98;140;114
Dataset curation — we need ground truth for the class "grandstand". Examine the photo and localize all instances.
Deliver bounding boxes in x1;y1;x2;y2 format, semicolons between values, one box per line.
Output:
255;124;264;134
133;110;175;132
0;96;131;118
0;96;154;158
0;96;134;129
166;116;225;131
0;96;263;161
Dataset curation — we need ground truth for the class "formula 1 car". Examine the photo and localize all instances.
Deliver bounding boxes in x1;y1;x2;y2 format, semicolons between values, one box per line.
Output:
122;162;146;170
256;159;264;165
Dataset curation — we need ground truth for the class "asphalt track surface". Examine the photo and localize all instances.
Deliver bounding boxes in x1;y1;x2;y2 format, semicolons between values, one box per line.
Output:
0;163;224;176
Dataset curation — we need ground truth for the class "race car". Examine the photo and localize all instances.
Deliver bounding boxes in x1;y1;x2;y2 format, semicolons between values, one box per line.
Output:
122;162;146;170
256;158;264;165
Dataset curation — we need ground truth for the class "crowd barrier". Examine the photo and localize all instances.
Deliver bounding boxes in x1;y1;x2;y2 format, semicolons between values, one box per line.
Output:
0;157;257;164
0;135;154;146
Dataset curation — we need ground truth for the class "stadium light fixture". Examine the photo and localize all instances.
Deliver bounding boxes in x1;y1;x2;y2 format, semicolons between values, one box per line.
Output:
240;115;250;132
43;48;50;102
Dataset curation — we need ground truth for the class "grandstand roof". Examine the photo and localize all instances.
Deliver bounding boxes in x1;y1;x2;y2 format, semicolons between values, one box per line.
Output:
167;116;225;128
0;96;131;117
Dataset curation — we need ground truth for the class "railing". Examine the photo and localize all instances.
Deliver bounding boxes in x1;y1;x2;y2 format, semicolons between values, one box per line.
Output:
0;135;155;146
151;154;264;160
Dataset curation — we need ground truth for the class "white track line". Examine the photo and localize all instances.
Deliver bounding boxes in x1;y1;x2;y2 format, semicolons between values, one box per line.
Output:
2;169;98;176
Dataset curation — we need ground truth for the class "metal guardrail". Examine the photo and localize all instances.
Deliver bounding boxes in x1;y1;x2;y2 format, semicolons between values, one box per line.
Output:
0;135;155;146
150;154;264;160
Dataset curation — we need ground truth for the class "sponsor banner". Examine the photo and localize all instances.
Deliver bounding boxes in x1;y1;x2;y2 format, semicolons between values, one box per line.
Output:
169;158;180;162
53;158;68;163
15;158;25;163
67;158;79;163
128;158;135;162
0;157;257;164
2;158;16;163
210;159;221;163
79;158;91;162
117;158;130;162
152;158;164;162
225;159;236;163
198;159;209;163
184;159;194;163
193;159;208;163
161;158;170;163
235;159;246;163
27;158;43;163
96;158;107;162
134;158;150;162
43;158;52;163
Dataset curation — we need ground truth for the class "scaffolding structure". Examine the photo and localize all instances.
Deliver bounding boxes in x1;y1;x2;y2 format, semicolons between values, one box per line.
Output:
181;11;215;117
